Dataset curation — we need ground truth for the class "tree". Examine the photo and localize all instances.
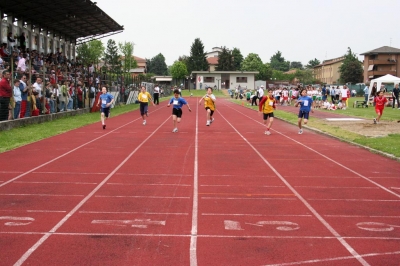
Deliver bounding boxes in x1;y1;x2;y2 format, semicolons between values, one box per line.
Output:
306;58;321;69
76;40;104;67
232;47;244;71
290;61;303;70
170;61;188;80
187;38;209;73
270;51;290;72
241;53;272;80
216;46;234;71
339;47;363;84
147;53;168;75
104;39;122;74
294;69;315;85
118;41;137;73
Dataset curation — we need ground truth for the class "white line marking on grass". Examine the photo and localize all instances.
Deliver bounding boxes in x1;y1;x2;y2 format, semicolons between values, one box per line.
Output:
218;107;370;266
13;116;170;266
190;98;199;266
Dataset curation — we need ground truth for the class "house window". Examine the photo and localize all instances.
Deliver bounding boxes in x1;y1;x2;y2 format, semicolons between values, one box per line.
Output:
204;77;214;82
369;54;377;60
236;77;247;83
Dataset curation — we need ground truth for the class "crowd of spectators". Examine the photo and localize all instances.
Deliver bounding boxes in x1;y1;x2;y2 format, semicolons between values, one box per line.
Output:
0;32;105;121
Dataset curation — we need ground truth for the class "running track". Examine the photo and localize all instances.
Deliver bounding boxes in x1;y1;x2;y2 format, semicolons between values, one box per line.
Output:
0;97;399;266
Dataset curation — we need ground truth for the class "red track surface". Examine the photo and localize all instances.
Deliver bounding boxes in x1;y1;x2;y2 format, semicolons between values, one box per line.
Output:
0;97;399;266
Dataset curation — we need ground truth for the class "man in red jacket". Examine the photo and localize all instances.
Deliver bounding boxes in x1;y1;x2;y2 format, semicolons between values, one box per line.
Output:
0;70;12;121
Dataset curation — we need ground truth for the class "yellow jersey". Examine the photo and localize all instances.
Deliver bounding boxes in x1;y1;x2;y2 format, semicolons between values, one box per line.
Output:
203;94;216;111
138;92;152;103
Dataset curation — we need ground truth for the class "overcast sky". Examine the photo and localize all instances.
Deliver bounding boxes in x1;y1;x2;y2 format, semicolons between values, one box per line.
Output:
96;0;399;66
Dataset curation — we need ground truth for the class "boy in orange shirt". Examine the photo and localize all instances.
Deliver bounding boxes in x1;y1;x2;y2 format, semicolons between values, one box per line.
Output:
258;89;276;135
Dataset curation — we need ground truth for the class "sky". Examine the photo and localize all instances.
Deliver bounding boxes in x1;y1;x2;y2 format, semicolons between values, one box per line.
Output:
96;0;399;66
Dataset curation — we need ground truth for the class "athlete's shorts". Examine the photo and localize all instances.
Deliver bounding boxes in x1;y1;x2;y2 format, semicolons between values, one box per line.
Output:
312;96;317;101
375;107;384;115
172;108;183;118
283;97;288;101
140;102;148;116
298;110;310;119
205;107;214;117
101;107;110;118
341;97;347;102
263;112;274;120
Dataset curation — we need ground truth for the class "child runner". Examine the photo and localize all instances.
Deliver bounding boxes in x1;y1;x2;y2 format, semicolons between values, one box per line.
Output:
96;86;114;129
373;90;388;124
168;89;191;132
295;88;314;134
138;85;154;125
258;89;276;135
198;87;216;126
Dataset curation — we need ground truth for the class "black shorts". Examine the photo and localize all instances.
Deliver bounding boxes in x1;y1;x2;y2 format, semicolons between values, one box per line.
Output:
140;102;148;116
298;110;310;119
101;107;110;118
205;107;214;116
172;108;183;118
263;112;274;120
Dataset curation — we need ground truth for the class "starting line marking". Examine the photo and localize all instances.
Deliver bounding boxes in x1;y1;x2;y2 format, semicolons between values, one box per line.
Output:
91;219;166;228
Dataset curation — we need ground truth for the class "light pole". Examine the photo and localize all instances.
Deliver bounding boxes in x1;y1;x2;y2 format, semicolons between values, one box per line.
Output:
216;78;220;91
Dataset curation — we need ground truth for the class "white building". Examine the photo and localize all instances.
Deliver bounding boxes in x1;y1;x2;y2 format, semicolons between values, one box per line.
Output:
191;71;259;90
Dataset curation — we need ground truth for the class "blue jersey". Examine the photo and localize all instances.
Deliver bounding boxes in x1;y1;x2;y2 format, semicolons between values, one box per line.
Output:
298;96;313;112
99;93;114;108
169;97;187;109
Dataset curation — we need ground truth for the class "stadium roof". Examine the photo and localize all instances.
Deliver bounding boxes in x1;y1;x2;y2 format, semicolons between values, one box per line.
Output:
0;0;124;45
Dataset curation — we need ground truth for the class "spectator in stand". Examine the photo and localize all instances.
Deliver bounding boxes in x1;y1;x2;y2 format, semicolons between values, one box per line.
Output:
58;80;67;111
19;32;26;51
0;70;12;121
32;77;43;98
0;43;10;62
19;75;30;118
76;83;83;109
13;79;22;119
7;32;15;54
66;81;73;110
16;53;27;74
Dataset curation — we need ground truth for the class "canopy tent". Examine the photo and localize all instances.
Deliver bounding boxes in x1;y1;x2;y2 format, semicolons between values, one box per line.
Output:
368;74;400;101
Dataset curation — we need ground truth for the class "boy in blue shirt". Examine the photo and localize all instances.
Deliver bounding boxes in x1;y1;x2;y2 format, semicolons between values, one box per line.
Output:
96;86;114;129
167;89;191;132
295;88;314;134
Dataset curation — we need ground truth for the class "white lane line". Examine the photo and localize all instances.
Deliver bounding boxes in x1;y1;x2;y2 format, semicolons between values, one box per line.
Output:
79;211;188;215
201;197;296;200
0;108;166;189
263;251;400;266
201;185;286;188
0;194;84;197
32;171;107;175
94;195;190;199
190;98;199;266
106;183;191;187
227;103;400;200
202;213;313;217
114;173;193;177
218;108;370;266
0;210;67;213
13;116;170;266
308;199;400;202
13;181;97;185
3;231;400;241
294;186;378;189
324;215;400;218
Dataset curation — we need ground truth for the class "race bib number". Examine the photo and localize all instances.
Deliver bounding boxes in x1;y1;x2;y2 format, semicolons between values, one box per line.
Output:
142;94;147;99
173;100;179;105
269;101;274;106
303;100;309;106
102;100;107;105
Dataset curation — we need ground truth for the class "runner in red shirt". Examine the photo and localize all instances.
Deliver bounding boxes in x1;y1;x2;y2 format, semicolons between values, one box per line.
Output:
373;91;388;124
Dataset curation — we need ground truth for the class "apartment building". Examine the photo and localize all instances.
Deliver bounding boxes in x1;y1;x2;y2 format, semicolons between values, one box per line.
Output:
313;56;345;84
360;46;400;82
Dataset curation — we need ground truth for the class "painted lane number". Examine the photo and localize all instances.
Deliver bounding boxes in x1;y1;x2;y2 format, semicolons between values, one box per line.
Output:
0;216;35;226
224;220;299;231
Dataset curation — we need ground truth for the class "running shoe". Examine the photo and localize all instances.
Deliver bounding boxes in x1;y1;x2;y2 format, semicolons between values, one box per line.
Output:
206;121;210;126
265;130;271;135
143;120;146;125
210;118;214;123
298;129;303;134
103;124;106;130
172;128;178;133
373;118;377;124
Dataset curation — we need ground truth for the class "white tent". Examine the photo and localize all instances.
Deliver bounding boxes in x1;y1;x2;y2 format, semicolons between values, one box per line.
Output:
368;74;400;101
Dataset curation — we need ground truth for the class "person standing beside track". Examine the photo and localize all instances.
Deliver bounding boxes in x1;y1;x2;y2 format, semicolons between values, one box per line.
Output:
97;86;114;130
0;70;12;121
137;85;154;125
153;84;160;105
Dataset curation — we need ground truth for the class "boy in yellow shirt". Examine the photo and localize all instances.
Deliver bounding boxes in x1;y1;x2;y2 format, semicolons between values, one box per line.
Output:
258;89;276;135
137;85;155;125
198;87;216;126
